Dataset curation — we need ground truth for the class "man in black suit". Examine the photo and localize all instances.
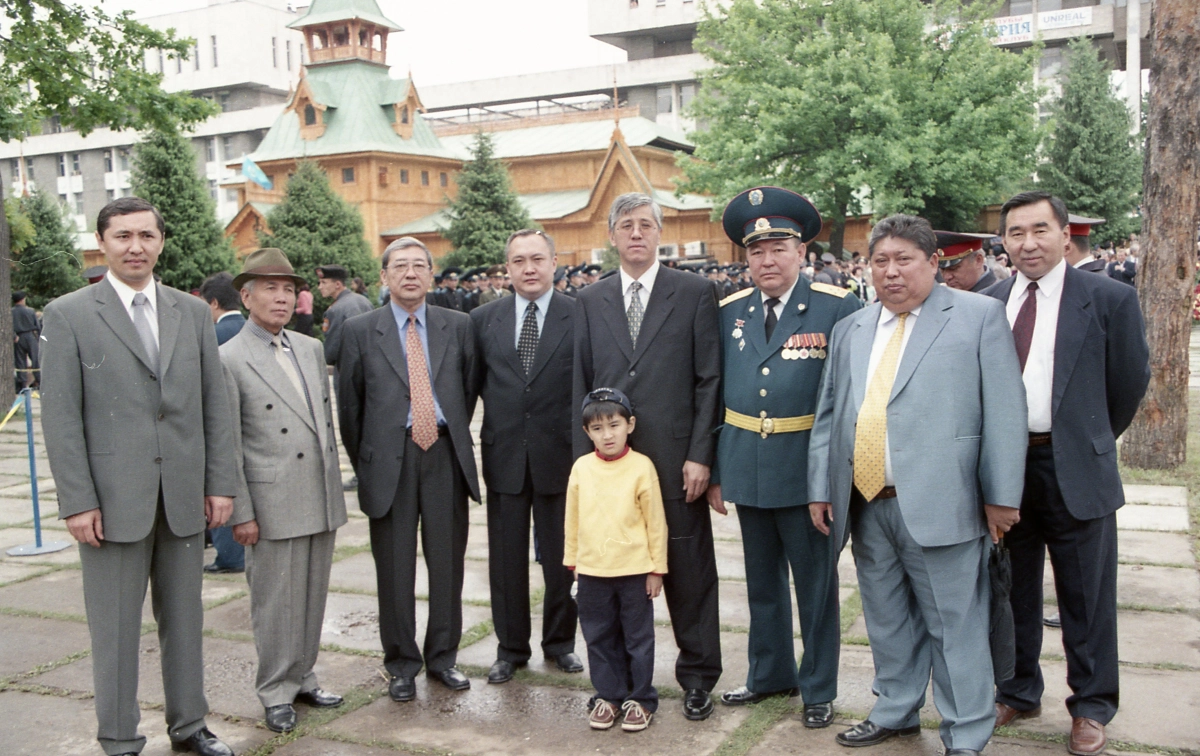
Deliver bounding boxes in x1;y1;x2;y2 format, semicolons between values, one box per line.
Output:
983;192;1149;756
471;229;582;685
1066;215;1108;274
573;192;723;721
338;237;480;702
1106;248;1137;286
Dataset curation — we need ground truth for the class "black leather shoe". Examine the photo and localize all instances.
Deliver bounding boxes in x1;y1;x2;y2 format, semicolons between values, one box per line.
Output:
264;703;297;733
1044;612;1062;629
720;685;799;706
202;562;243;574
429;666;471;691
170;727;234;755
836;721;921;747
488;659;517;684
945;750;981;756
295;688;343;707
551;652;584;673
388;675;416;702
804;701;835;728
683;688;714;721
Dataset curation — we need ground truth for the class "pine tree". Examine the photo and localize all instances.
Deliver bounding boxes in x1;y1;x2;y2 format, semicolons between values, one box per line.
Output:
1038;38;1143;247
439;132;534;268
131;127;238;292
261;160;377;321
12;191;84;309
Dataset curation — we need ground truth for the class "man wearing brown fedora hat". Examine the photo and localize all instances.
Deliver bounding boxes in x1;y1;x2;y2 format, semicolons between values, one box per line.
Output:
221;248;349;733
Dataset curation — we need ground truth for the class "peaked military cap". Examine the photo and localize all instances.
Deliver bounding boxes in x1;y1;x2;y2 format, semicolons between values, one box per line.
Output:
722;186;822;247
935;231;993;269
1067;213;1106;238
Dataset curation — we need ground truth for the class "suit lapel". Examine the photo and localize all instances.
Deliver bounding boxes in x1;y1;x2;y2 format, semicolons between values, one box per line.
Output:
742;291;769;360
527;293;570;383
890;286;952;401
850;303;879;410
597;277;635;364
492;298;526;380
93;279;157;373
631;268;676;364
375;309;409;389
1052;267;1091;419
243;333;317;432
763;283;810;360
156;285;181;377
426;306;450;382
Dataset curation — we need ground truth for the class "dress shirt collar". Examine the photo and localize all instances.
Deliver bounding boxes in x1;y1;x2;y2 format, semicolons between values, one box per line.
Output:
619;259;661;296
1013;258;1066;300
106;271;157;313
760;278;799;309
879;303;922;327
245;318;288;346
1073;257;1093;269
516;287;554;319
216;310;241;323
390;299;426;329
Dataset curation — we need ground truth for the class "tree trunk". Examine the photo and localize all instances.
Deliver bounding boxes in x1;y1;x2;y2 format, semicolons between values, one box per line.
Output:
1120;0;1200;469
827;199;849;260
0;181;15;413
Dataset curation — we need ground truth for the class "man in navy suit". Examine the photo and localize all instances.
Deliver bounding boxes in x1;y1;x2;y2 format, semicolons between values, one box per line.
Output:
983;192;1149;756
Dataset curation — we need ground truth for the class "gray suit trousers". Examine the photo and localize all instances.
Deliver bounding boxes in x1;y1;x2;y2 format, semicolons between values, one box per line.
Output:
79;505;209;755
851;496;994;751
246;530;337;707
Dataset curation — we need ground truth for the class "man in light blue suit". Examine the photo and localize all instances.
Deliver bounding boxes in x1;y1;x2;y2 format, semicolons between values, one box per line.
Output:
808;214;1028;756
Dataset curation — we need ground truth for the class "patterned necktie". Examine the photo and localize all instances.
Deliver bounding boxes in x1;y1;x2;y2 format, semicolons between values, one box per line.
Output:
1012;282;1038;373
131;292;159;372
406;315;438;451
271;334;307;406
764;297;781;341
854;312;909;501
627;281;645;348
518;301;539;376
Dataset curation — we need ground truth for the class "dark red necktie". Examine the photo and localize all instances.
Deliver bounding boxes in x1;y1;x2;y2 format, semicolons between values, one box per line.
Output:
1012;281;1038;373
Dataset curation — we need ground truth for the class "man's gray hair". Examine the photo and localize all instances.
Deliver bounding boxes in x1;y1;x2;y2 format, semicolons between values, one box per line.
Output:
382;236;433;269
505;228;556;257
608;192;663;232
867;214;937;259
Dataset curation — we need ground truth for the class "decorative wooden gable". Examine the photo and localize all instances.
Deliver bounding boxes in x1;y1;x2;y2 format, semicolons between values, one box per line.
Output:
287;77;330;140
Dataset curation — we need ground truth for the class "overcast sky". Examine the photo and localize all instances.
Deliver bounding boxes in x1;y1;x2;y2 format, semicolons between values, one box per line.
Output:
98;0;627;86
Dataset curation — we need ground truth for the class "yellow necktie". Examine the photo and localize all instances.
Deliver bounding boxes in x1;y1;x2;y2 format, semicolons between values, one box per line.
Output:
854;312;908;501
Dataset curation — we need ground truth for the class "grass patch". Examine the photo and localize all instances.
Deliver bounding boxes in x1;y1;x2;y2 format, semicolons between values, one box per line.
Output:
0;604;86;624
0;647;91;689
242;686;386;756
203;628;254;644
839;588;862;635
332;542;372;562
713;695;793;756
203;589;246;611
458;618;494;649
0;564;61;589
319;642;383;659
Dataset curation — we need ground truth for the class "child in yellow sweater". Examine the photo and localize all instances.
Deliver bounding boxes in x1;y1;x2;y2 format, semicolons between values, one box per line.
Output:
565;387;668;733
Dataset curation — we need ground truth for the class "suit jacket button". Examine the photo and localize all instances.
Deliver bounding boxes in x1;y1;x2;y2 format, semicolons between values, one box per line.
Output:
149;373;157;381
297;452;304;459
266;404;273;410
760;389;767;397
157;413;165;420
281;428;288;434
525;412;531;419
629;370;636;377
154;457;162;463
762;367;770;376
525;386;531;392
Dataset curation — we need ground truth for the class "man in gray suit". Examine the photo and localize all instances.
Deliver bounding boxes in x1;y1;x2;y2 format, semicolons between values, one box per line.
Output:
808;214;1028;756
40;197;239;756
338;237;480;702
220;248;349;733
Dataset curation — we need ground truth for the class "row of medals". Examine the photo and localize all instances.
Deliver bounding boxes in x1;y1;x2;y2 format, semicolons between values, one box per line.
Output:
731;321;827;360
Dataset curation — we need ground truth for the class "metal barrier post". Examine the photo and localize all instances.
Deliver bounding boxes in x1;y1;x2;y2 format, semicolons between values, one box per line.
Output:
6;388;70;556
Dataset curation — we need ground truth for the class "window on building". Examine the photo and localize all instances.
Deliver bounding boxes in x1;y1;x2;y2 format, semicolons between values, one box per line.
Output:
421;170;429;186
1040;46;1064;81
1039;0;1062;10
71;153;81;176
1009;0;1032;14
206;138;216;163
378;166;389;187
219;92;230;111
58;193;67;207
58;155;67;177
400;105;409;124
342;167;355;183
272;37;278;68
118;148;130;171
400;168;409;184
176;54;182;74
209;180;217;200
286;40;292;71
49;116;62;134
25;157;33;180
104;151;113;172
8;159;18;180
194;44;201;71
333;26;349;46
225;188;239;204
439;172;448;187
73;194;84;215
106;189;115;202
679;83;695;112
657;85;673;115
211;35;218;68
158;50;164;73
222;135;234;159
304;104;317;126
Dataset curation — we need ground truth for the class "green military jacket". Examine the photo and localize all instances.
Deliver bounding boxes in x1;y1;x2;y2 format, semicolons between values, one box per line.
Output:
714;279;862;508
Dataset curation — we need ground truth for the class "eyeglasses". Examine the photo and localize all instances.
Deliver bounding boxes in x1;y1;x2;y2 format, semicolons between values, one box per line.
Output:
386;261;430;274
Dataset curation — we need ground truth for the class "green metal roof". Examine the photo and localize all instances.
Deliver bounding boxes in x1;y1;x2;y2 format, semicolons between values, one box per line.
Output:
654;189;713;212
249;65;453;162
438;117;694;161
288;0;402;31
381;189;594;236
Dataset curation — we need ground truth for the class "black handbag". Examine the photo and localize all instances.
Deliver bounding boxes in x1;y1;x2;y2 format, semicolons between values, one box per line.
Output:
989;538;1016;683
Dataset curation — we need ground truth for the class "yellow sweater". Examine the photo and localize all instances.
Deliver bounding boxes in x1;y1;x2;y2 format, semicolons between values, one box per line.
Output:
564;449;668;578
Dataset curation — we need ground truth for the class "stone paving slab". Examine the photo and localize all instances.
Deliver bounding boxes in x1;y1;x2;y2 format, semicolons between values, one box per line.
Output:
0;496;58;527
750;720;1072;756
1123;484;1189;506
273;739;396;756
1116;564;1200;610
0;690;274;756
0;567;245;621
1117;530;1195;566
1039;610;1200;668
318;591;492;654
0;614;91;678
334;516;370;550
1116;503;1190;532
319;681;751;755
327;550;503;605
0;560;52;587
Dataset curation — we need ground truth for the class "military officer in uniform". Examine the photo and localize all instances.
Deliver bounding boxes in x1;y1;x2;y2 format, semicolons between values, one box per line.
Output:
1066;215;1107;273
707;187;862;728
935;232;997;293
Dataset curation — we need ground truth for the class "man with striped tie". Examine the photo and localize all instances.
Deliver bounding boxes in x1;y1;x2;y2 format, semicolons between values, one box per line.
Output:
808;214;1028;756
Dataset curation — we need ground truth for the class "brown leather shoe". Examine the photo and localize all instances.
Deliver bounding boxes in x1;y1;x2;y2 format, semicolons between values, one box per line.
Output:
995;702;1041;727
1068;717;1106;756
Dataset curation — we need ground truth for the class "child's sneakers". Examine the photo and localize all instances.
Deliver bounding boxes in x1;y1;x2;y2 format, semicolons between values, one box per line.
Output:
621;700;652;732
589;699;618;730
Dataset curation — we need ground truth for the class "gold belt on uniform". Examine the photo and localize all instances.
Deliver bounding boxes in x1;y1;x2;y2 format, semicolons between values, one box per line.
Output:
725;408;815;438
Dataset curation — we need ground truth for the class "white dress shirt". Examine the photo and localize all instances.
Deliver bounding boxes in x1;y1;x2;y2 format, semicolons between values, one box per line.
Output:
865;304;922;486
513;287;553;347
1005;259;1065;433
619;260;661;313
760;278;798;320
106;271;159;347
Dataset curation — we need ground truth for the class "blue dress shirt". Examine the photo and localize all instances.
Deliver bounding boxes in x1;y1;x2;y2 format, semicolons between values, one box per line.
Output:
513;288;554;347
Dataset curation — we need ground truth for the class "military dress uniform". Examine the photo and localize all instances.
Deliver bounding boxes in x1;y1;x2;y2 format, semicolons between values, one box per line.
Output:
713;187;862;719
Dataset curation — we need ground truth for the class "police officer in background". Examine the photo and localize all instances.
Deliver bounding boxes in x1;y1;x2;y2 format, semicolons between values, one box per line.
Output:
707;187;862;727
1066;215;1108;273
935;232;997;293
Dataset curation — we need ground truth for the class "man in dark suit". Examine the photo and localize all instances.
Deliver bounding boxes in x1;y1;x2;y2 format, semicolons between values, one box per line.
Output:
984;192;1150;756
573;192;723;721
1105;248;1137;286
12;290;40;390
41;197;239;756
198;271;248;574
338;237;480;703
471;229;582;684
318;264;373;367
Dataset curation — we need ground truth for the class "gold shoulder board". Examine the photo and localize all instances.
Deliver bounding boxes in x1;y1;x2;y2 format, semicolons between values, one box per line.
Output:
720;288;754;307
810;282;851;298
